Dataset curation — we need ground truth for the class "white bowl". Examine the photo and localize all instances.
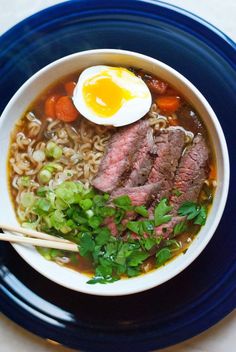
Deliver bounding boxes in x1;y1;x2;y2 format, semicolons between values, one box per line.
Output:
0;49;229;296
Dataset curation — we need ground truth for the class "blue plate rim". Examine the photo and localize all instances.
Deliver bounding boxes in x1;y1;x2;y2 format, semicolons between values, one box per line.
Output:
0;0;235;69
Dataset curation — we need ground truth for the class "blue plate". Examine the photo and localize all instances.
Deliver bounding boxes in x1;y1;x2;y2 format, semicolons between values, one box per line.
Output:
0;1;235;351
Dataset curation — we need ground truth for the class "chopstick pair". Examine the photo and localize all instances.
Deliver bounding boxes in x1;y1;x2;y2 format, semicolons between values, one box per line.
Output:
0;223;79;252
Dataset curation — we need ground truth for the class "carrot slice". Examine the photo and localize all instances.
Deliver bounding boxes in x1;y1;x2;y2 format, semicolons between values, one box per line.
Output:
156;96;181;114
64;81;77;96
44;94;60;118
55;96;79;122
209;165;217;180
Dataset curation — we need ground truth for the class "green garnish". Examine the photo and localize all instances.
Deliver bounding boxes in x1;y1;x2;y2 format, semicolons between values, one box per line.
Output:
79;233;95;256
172;189;182;197
156;247;171;266
134;205;149;217
178;202;207;225
19;179;208;284
113;195;133;210
194;205;207;225
173;221;188;236
46;141;63;159
126;221;142;235
20;176;31;187
128;251;149;266
164;239;181;250
143;237;156;251
38;169;52;184
154;198;172;226
20;192;35;208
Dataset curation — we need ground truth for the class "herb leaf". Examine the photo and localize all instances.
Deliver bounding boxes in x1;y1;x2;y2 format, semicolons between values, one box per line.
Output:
173;221;188;236
88;216;103;229
95;228;111;246
178;202;207;225
126;221;141;235
113;195;133;210
78;233;95;256
87;276;118;284
142;220;154;234
154;198;172;226
164;239;181;250
128;250;149;267
177;201;199;218
156;247;171;266
194;205;207;225
134;205;149;217
143;237;156;251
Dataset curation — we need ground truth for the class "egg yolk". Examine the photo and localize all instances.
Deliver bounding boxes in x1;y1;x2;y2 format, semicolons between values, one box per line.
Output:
83;69;134;118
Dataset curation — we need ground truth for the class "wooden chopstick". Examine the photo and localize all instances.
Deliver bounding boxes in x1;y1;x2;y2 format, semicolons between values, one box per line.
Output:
0;223;79;252
0;233;79;252
0;223;71;243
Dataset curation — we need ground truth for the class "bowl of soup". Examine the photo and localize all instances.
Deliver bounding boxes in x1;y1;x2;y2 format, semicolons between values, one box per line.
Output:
0;49;229;295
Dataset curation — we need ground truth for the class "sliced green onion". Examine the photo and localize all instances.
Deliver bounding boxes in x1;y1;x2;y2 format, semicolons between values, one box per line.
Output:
21;221;38;230
20;192;35;208
37;247;52;260
32;150;46;162
79;198;93;210
86;209;94;218
38;169;52;184
46;141;62;159
19;176;30;187
48;163;63;171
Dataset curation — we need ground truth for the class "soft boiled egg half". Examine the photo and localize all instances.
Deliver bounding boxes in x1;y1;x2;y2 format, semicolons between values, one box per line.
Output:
72;66;152;126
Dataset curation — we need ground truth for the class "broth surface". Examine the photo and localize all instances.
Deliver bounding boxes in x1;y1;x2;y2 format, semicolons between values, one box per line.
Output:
8;67;216;282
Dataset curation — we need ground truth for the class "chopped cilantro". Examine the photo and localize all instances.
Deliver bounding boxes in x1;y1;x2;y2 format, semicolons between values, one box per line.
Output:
142;220;154;234
128;250;149;266
178;202;207;225
126;221;141;235
164;239;181;250
95;228;111;246
88;216;103;229
194;205;207;225
134;205;149;217
127;267;140;277
78;233;95;256
154;198;172;226
113;195;133;210
156;247;171;266
173;221;188;236
143;237;156;251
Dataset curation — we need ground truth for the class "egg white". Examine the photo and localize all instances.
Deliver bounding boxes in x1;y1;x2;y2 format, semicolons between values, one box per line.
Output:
72;65;152;127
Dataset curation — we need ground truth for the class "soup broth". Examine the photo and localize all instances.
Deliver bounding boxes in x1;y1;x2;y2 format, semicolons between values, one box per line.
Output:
8;67;216;283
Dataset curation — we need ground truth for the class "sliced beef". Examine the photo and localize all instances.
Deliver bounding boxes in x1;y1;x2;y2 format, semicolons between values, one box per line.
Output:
91;119;149;192
170;134;209;212
111;183;163;207
148;128;186;187
152;134;209;239
124;127;155;187
146;128;186;214
144;134;208;240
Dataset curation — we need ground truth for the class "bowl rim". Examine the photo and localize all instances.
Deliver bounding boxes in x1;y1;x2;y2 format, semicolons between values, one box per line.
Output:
0;48;230;296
